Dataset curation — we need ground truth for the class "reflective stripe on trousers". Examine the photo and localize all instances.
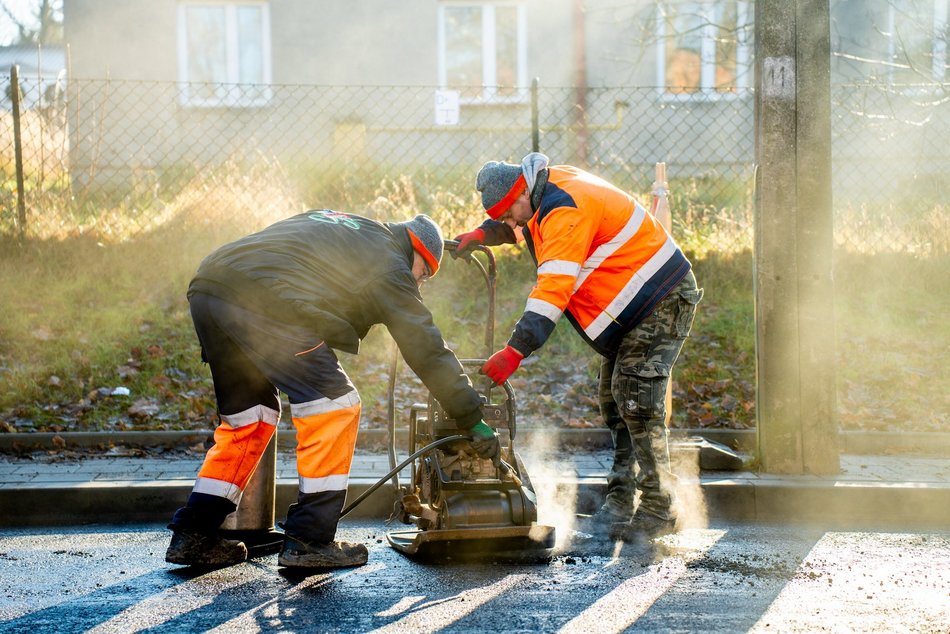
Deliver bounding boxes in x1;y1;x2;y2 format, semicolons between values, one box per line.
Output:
193;404;280;505
281;390;361;542
293;390;361;495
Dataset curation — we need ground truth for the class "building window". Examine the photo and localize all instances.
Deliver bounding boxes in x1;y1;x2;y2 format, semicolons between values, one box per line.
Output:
177;2;272;107
885;0;948;84
437;2;528;103
656;1;753;97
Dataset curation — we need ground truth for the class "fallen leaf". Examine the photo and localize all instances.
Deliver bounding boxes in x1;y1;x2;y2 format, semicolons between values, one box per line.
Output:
128;399;160;420
116;365;138;379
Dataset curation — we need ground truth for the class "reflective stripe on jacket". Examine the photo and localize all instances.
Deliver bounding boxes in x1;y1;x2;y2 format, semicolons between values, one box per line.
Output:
511;166;690;357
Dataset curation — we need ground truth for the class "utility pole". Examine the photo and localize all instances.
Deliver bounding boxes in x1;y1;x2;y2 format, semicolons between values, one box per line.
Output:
753;0;839;474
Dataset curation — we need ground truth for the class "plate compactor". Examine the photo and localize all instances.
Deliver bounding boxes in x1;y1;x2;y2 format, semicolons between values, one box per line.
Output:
349;241;555;561
386;375;555;559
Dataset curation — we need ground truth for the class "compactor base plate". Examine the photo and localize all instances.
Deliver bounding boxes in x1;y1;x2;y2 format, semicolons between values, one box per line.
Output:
387;525;555;562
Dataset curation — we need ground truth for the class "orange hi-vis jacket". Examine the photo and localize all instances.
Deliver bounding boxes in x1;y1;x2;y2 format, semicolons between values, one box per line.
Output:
503;166;691;357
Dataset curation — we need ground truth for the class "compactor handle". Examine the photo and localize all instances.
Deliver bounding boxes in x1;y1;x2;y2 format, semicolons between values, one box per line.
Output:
442;239;497;360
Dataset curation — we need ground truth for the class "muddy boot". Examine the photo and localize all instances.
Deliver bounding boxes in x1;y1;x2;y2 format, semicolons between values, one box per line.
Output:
278;535;368;569
608;511;677;543
578;501;634;535
165;528;248;566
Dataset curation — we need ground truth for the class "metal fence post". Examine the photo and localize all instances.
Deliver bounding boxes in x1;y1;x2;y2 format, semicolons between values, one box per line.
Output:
531;77;540;152
11;65;26;241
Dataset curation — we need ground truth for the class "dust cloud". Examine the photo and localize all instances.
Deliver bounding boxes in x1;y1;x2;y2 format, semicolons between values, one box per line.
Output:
669;440;708;531
517;433;578;550
518;430;710;545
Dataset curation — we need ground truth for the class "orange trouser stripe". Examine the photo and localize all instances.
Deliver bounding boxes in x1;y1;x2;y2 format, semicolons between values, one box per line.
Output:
196;419;278;493
292;398;361;486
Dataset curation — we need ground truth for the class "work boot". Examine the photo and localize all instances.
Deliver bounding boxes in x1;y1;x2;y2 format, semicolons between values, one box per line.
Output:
165;528;248;567
278;535;368;569
578;503;633;534
608;511;677;543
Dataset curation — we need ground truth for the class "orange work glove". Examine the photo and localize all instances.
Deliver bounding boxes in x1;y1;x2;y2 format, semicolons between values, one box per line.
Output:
481;345;524;385
452;228;485;258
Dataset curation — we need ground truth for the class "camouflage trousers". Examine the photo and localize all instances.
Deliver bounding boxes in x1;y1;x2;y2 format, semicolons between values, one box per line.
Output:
598;270;703;520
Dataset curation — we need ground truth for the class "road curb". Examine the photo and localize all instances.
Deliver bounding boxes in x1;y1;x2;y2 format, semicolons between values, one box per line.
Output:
0;480;394;528
2;428;948;455
2;476;947;530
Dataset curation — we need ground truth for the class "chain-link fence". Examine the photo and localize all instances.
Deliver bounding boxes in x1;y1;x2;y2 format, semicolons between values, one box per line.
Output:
1;71;947;255
2;69;947;436
832;82;950;255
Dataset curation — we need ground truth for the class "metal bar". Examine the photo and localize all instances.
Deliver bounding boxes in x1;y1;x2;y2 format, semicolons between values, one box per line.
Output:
11;65;26;240
221;433;277;532
531;77;540;152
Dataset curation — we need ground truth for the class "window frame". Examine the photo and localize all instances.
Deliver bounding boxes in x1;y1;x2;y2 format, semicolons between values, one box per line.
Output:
437;1;529;105
884;0;948;85
176;1;273;108
654;0;753;101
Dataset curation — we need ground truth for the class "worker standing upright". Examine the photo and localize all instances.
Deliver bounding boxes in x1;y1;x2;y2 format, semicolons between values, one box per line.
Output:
454;153;703;541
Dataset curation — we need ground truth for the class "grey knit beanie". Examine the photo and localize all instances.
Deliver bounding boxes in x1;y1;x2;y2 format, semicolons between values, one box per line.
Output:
397;214;444;275
476;160;523;217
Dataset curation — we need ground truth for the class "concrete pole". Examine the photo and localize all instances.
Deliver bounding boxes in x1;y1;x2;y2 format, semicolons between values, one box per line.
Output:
753;0;839;474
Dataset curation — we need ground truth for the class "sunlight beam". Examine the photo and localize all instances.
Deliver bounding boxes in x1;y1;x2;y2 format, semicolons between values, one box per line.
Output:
368;574;528;634
749;531;950;632
557;529;727;633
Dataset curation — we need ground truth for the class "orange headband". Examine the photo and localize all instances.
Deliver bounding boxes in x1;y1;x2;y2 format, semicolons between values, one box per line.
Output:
407;229;440;276
485;174;527;219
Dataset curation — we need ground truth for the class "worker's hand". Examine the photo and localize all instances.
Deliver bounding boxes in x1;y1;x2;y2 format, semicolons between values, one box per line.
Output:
481;345;523;385
452;228;485;258
468;420;500;461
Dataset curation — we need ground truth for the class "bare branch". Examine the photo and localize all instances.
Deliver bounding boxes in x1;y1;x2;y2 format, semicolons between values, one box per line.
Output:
1;0;63;45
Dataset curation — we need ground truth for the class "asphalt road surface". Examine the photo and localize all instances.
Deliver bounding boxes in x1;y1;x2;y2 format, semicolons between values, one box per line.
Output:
0;521;947;633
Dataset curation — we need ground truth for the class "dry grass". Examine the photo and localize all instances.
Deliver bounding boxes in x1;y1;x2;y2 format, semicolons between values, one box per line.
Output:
0;109;68;182
1;163;946;438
